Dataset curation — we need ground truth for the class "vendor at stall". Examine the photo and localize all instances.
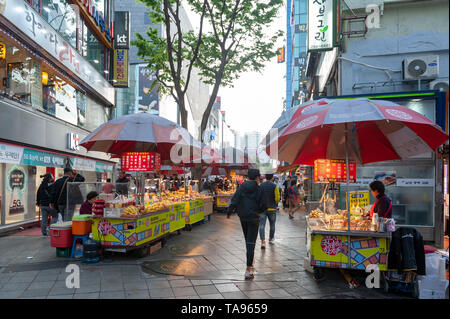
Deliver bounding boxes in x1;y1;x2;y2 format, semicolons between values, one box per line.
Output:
368;181;392;219
79;191;99;215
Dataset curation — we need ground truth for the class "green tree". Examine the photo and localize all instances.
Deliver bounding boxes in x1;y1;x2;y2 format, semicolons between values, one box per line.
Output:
133;0;283;141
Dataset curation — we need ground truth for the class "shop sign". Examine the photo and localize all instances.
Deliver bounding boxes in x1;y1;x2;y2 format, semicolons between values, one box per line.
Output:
67;133;81;151
0;42;5;59
113;49;128;87
114;11;130;49
314;159;356;183
22;149;66;167
121;152;161;172
74;0;113;43
0;0;114;104
0;143;23;164
71;157;97;171
396;179;435;187
307;0;340;51
348;190;370;208
277;47;285;63
95;161;114;173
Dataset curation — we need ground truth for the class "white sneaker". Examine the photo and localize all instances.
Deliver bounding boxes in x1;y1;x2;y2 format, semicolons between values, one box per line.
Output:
269;239;275;245
261;241;266;249
244;268;254;280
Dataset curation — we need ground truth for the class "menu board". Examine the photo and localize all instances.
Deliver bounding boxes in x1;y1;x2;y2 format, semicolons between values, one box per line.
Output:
121;152;161;172
314;159;356;183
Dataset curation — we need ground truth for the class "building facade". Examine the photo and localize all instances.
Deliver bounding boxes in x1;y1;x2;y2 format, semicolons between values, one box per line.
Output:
0;0;116;230
304;0;449;246
286;0;308;109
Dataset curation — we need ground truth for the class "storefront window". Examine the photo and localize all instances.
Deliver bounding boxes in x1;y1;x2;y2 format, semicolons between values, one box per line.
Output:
4;164;36;225
41;0;77;49
81;21;105;75
336;164;435;227
85;96;109;131
0;29;87;128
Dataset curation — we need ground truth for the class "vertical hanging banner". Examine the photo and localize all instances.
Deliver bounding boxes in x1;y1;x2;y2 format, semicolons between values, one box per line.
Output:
308;0;340;51
277;46;285;63
114;11;130;49
113;49;129;87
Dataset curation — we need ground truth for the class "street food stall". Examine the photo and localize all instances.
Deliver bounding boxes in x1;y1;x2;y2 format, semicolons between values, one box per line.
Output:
305;159;393;279
265;98;449;288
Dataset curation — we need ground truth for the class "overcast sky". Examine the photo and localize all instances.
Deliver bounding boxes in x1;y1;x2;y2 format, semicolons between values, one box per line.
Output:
184;1;287;138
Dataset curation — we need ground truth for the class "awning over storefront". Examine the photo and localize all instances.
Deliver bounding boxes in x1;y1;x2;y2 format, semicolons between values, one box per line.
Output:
0;142;114;172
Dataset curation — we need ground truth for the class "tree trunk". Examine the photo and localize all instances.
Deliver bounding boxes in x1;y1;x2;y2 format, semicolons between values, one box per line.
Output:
200;75;223;143
178;95;188;130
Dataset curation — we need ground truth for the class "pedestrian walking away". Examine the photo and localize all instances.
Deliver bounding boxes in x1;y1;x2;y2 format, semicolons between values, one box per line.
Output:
282;175;291;209
227;169;267;280
287;179;300;219
259;173;280;249
36;173;56;235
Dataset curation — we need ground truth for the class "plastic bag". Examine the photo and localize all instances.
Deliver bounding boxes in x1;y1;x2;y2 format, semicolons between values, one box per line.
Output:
57;213;63;223
425;253;442;279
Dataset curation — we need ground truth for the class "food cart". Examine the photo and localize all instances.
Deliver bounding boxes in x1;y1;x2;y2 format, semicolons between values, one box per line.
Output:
305;159;392;280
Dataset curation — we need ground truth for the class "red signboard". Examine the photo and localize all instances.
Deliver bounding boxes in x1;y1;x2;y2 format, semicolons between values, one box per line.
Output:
314;159;356;183
121;152;161;172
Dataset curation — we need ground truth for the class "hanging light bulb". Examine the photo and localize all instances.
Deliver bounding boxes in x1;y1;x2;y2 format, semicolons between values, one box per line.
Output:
42;72;48;85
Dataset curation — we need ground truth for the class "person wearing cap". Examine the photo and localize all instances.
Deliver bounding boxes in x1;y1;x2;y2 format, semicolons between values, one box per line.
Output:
227;168;267;280
79;191;99;215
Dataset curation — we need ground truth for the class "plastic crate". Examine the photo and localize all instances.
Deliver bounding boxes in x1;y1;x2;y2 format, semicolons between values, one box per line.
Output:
56;247;71;258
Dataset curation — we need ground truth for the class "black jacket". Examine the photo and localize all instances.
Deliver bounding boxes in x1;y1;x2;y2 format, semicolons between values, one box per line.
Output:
115;177;129;195
388;227;426;275
51;176;71;206
37;181;54;206
228;181;267;221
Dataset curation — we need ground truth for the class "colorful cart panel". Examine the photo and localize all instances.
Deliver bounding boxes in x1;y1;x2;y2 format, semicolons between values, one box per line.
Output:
93;209;181;248
185;199;205;225
309;233;389;271
216;195;232;208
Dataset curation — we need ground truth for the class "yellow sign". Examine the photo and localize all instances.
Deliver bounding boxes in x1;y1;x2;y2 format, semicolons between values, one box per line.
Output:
0;42;5;59
348;190;370;208
185;201;205;225
113;49;128;87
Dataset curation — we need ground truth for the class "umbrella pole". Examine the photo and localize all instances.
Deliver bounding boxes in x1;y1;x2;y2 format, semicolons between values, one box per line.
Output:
345;124;351;270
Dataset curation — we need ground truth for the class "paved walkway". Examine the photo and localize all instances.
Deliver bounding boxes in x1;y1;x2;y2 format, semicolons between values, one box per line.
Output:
0;209;410;299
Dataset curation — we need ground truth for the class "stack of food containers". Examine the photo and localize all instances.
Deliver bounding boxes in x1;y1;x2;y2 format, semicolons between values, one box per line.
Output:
93;199;106;217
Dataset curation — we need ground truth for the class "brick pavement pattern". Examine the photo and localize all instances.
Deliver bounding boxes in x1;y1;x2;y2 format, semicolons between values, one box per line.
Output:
0;209;407;299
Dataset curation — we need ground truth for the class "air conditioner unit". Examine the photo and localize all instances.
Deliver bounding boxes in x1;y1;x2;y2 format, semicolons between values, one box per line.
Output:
402;55;439;80
429;79;449;91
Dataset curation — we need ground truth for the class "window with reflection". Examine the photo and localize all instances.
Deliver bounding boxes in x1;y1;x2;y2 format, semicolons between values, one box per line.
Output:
41;0;77;48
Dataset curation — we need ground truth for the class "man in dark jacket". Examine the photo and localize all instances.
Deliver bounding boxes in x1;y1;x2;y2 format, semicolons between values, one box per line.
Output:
227;169;267;280
50;168;73;221
116;171;129;195
36;173;56;235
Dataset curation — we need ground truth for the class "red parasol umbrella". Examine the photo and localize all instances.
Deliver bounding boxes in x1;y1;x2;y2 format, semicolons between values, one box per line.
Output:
271;98;448;165
79;113;200;163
